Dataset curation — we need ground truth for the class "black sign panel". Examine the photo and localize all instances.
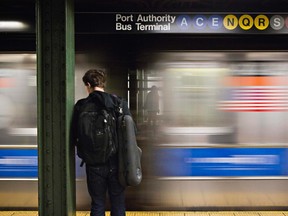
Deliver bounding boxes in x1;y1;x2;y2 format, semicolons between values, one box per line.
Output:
76;13;288;34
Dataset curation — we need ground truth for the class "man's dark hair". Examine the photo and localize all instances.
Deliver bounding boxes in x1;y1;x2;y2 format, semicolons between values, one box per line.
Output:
82;69;106;88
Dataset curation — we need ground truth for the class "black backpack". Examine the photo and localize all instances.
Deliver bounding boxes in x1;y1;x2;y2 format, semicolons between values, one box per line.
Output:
77;100;119;166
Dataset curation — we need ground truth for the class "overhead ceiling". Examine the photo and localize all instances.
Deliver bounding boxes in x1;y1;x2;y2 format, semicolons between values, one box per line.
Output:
1;0;287;51
0;0;288;13
77;0;288;12
0;0;286;34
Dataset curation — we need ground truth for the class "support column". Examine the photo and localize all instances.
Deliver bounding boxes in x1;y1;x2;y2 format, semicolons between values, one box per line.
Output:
36;0;75;215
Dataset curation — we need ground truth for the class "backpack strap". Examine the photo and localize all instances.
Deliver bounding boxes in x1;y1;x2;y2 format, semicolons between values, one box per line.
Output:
118;99;123;115
80;160;85;167
111;94;124;115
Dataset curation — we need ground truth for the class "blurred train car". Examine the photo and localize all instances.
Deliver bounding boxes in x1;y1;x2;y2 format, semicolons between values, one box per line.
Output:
0;50;288;210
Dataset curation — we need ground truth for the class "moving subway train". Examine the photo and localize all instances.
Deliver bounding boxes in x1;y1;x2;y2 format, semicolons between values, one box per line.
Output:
0;51;288;210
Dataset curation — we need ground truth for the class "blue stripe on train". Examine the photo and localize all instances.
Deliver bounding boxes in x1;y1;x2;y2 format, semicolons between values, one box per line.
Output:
0;149;38;178
155;147;288;177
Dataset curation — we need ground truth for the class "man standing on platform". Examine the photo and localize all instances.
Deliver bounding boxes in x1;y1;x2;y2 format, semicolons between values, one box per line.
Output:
72;69;131;216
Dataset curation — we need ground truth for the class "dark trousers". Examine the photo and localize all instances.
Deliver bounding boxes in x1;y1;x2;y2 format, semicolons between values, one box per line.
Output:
86;162;126;216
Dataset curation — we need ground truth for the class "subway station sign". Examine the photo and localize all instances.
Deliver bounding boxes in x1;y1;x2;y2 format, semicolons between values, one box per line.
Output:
77;13;288;34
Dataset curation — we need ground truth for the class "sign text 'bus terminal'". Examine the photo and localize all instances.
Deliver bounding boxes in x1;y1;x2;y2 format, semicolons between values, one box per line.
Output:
115;13;288;33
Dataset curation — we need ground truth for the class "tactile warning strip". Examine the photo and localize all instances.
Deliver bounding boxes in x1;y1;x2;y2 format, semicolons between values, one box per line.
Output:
0;211;288;216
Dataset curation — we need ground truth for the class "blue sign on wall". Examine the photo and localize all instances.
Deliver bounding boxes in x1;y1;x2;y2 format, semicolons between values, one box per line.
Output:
155;148;288;177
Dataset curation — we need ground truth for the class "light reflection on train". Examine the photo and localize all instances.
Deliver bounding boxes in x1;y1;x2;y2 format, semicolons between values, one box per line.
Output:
0;52;288;209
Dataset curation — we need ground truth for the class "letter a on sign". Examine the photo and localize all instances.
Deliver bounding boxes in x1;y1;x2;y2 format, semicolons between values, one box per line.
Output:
181;17;188;26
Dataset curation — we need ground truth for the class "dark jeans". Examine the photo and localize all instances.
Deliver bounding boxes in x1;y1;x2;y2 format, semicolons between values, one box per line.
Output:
86;162;126;216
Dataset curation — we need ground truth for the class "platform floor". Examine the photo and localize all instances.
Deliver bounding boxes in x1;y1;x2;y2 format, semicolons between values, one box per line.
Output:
0;211;288;216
